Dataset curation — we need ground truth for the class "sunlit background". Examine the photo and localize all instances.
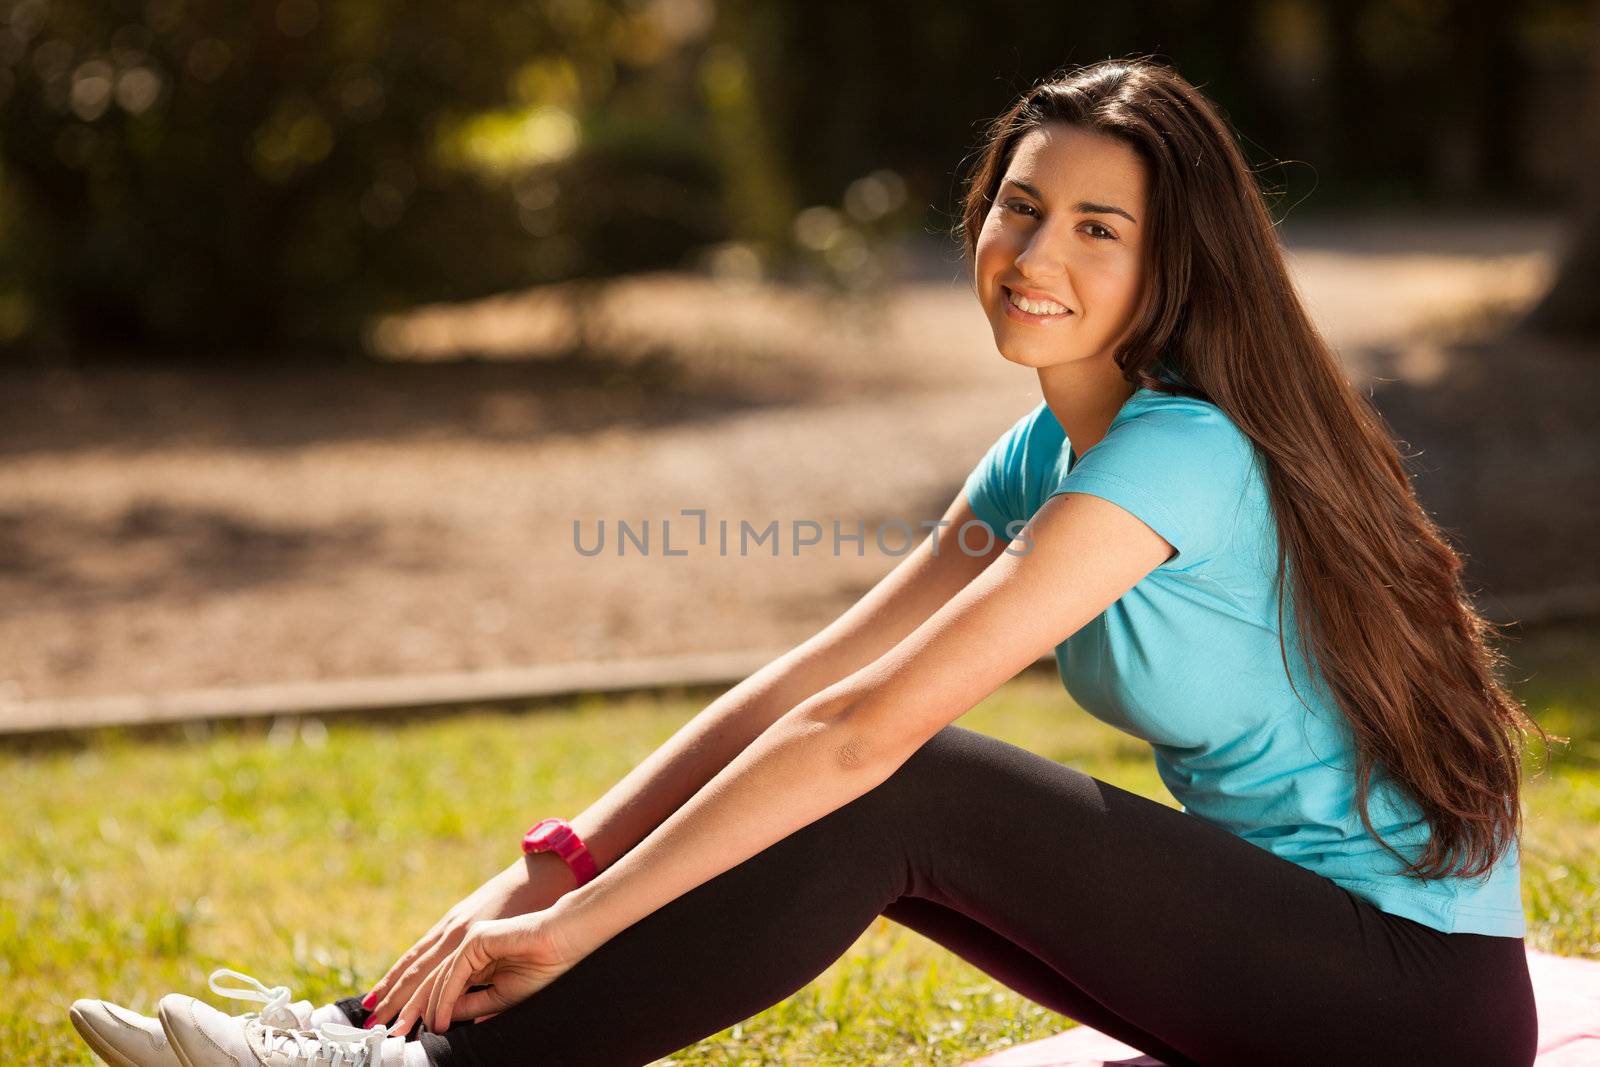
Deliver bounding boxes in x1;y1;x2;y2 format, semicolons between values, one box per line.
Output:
5;5;1600;1063
0;0;1596;721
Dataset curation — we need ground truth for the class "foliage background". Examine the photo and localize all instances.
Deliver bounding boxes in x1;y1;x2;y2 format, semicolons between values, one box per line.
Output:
0;0;1595;357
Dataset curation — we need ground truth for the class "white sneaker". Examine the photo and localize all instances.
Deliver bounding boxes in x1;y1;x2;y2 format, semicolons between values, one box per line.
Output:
67;998;184;1067
69;969;330;1067
158;995;410;1067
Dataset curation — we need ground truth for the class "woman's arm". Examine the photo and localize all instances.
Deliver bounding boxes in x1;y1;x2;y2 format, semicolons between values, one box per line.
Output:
559;492;1009;894
362;492;1004;1024
410;490;1177;1032
550;491;1173;959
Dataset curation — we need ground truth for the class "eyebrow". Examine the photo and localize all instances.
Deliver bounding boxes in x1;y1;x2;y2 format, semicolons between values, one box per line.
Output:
1002;179;1138;225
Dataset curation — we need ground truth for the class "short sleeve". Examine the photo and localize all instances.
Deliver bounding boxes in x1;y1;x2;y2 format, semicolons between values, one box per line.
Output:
960;403;1041;542
1049;397;1257;568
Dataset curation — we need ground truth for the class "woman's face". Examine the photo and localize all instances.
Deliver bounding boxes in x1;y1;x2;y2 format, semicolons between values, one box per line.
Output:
973;123;1150;372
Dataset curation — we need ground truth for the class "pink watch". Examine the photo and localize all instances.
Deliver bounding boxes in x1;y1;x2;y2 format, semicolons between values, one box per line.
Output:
521;817;598;887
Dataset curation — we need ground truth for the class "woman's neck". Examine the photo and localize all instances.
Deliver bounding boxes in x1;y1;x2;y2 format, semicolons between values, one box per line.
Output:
1038;364;1137;454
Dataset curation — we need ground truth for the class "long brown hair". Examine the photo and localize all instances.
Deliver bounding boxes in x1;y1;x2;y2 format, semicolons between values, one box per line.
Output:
955;57;1559;880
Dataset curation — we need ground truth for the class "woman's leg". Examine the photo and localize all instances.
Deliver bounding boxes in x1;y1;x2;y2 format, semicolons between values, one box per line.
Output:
878;896;1195;1064
415;725;1537;1067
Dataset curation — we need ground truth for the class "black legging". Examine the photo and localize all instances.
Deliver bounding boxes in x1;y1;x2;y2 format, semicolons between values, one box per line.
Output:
336;725;1538;1066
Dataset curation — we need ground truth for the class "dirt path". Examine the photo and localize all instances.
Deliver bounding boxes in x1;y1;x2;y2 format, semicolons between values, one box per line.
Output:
0;214;1576;709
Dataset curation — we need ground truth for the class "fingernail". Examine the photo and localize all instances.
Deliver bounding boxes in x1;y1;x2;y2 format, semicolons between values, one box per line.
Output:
364;1017;382;1030
361;992;378;1010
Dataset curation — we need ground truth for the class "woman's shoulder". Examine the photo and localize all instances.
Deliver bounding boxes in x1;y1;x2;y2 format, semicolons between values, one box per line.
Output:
1061;386;1267;568
1103;387;1258;470
1118;385;1241;430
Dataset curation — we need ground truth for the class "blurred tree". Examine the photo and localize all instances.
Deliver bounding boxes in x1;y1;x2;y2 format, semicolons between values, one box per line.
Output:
1524;0;1600;339
1316;0;1531;202
0;0;1594;359
698;0;796;263
0;0;729;359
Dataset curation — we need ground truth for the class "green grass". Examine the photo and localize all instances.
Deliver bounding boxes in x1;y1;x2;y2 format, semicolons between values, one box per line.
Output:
6;620;1597;1065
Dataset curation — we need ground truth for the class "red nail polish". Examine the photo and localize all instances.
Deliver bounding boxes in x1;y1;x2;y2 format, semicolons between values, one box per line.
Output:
361;992;378;1010
363;1017;381;1030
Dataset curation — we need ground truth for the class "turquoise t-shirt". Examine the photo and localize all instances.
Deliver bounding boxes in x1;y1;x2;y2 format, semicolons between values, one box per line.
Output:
961;386;1525;937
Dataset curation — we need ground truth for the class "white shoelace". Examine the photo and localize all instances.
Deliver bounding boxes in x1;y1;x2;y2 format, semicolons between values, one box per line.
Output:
206;968;301;1027
251;1019;392;1067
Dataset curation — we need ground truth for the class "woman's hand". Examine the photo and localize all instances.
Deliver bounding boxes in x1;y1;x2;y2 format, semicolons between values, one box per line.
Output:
362;853;573;1029
394;911;580;1036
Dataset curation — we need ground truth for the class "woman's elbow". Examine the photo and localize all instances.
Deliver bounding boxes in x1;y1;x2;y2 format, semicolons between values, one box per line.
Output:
791;687;913;776
826;702;918;779
833;731;870;771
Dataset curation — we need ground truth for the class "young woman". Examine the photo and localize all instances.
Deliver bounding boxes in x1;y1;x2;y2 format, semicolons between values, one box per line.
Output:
73;57;1548;1067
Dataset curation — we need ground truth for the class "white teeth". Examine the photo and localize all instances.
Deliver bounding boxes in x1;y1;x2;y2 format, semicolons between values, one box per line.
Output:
1006;288;1068;316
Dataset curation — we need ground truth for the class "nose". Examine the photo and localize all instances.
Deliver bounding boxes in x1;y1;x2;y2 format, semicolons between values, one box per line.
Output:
1011;219;1071;285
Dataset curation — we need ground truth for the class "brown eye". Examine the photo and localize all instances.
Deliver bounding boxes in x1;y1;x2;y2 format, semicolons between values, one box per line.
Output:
1083;221;1116;240
1004;199;1040;219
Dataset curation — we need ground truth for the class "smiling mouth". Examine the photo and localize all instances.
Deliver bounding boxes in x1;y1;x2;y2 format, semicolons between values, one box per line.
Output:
1002;285;1074;320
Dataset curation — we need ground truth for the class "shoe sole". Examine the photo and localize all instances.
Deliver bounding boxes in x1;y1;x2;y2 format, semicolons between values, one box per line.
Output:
68;1004;156;1067
156;1001;201;1067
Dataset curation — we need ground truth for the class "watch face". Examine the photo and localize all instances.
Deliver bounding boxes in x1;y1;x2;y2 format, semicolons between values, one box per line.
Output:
526;821;571;850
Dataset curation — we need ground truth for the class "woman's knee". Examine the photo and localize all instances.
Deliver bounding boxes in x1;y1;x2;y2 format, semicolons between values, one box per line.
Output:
862;725;976;802
887;724;1058;796
815;724;1057;851
897;723;989;774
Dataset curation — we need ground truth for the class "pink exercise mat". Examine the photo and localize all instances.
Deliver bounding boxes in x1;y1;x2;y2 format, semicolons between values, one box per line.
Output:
960;947;1600;1067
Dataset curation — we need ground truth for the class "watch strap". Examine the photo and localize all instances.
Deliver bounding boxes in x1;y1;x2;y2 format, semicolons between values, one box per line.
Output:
522;817;599;887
